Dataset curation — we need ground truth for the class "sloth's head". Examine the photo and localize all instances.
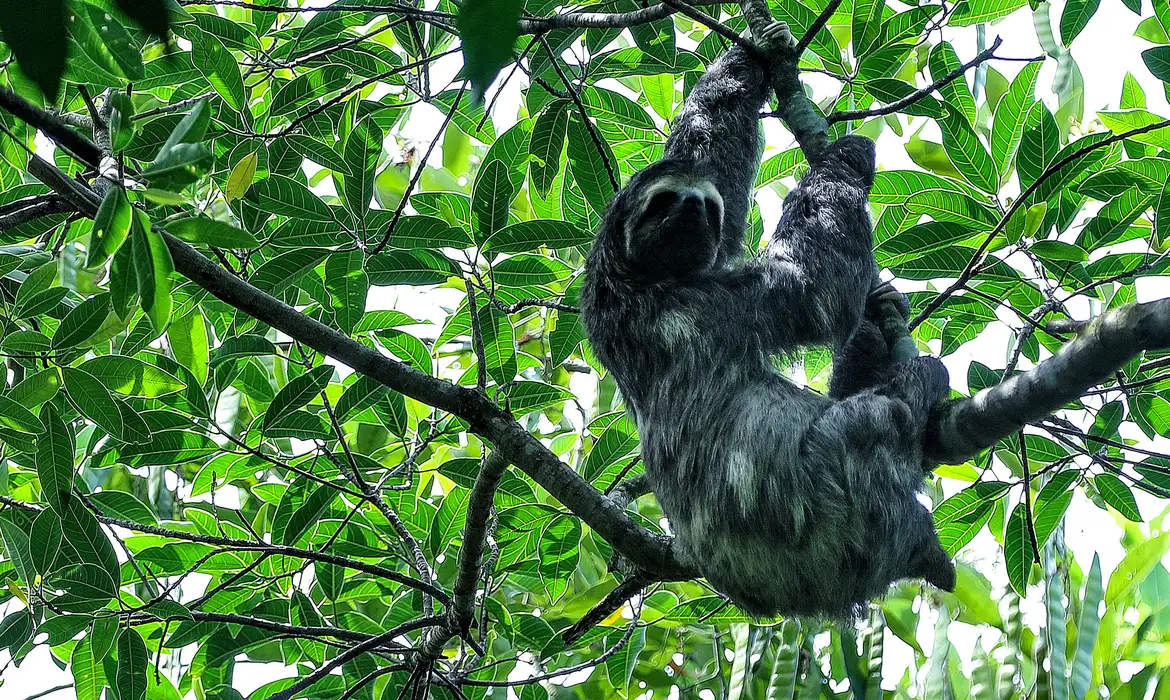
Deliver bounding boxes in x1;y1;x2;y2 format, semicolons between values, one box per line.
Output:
601;159;725;283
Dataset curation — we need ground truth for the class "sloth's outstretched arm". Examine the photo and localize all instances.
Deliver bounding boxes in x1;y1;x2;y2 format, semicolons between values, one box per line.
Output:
662;45;771;261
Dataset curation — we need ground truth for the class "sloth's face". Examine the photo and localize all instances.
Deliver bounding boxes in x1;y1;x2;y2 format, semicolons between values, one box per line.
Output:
620;174;724;282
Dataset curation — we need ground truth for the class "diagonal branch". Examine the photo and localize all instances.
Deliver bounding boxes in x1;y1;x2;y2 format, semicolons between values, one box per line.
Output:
827;38;1007;124
926;300;1170;464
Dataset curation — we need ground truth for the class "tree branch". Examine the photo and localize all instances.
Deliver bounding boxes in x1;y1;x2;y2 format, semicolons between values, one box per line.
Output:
453;451;508;634
926;300;1170;464
827;38;1006;124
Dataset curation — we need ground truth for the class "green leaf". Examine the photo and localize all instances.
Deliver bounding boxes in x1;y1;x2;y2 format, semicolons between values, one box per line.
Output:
472;159;513;237
930;43;977;125
906;190;997;230
132;210;174;333
1004;500;1036;595
429;487;469;555
116;629;149;700
335;375;390;422
1106;529;1170;602
583;415;639;482
1094;473;1141;521
1143;45;1170;82
193;32;246;111
1017;103;1061;189
366;250;459;286
1157;178;1170;248
529;101;570;196
875;222;978;266
566;115;617;215
341;118;382;218
383;216;471;250
0;392;45;435
88;187;134;268
250;248;330;294
250;175;336;221
950;0;1029;24
49;561;117;613
484;220;591;253
72;635;108;700
324;250;369;334
263;365;334;431
1030;239;1087;262
507;381;575;416
933;482;1008;556
0;0;66;99
91;491;158;525
539;515;580;601
0;608;32;653
1060;0;1100;45
274;481;337;546
852;0;885;57
52;292;111;349
0;509;37;586
939;110;999;192
160;100;210;153
991;61;1041;177
79;355;185;397
375;329;431;372
142;142;214;190
36;404;74;512
63;367;133;442
167;217;259;248
457;0;524;102
78;4;143;80
270;66;349;117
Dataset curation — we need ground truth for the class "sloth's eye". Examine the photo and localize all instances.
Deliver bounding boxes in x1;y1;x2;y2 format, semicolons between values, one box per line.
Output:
644;191;677;219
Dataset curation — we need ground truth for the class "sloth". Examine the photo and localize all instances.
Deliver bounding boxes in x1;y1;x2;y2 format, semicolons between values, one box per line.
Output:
579;26;955;618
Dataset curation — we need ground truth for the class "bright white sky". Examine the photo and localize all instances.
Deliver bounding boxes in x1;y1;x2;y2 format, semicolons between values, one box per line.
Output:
6;1;1170;697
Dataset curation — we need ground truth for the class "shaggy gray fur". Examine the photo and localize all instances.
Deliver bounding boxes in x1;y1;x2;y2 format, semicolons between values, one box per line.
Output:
579;42;955;618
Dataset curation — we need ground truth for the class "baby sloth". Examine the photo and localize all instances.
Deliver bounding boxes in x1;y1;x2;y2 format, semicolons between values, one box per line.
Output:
580;30;954;618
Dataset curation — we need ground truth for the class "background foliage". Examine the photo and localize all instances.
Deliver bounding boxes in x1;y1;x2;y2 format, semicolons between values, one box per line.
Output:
0;0;1168;697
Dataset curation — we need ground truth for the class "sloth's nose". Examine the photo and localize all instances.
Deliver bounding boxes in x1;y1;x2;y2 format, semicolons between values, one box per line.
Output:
677;188;706;212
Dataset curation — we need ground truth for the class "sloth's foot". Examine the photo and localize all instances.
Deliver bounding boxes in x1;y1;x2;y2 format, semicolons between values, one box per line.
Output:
756;20;797;52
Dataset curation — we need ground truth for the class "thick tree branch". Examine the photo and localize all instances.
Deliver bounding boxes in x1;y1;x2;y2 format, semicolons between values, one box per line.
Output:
925;300;1170;463
0;86;101;166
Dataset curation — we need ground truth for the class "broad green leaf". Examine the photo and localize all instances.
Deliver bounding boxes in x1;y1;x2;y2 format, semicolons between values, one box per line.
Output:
484;220;591;253
0;393;45;435
274;480;337;546
934;482;1009;555
263;365;334;431
1004;500;1036;595
116;629;149;700
133;210;174;333
168;309;209;385
472;159;513;237
1143;45;1170;81
335;375;390;423
88;187;134;268
383;216;471;250
939;110;999;192
1017;103;1061;189
1060;0;1100;45
906;190;997;229
250;175;336;221
365;250;459;286
950;0;1029;25
63;367;130;442
36;404;73;512
325;250;369;334
72;635;108;700
1095;473;1141;521
0;510;37;586
250;247;330;294
52;292;110;350
1106;529;1170;602
341;118;382;219
529;101;570;196
852;0;885;57
287;134;351;175
79;356;184;397
167;217;259;248
193;32;246;111
457;0;524;101
930;43;977;125
566;115;617;215
991;61;1041;177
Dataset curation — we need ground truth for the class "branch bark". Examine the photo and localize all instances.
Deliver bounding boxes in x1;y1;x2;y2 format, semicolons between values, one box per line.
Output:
925;300;1170;464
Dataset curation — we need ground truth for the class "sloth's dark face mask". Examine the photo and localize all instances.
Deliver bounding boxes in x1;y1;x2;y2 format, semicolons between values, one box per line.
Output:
611;161;724;283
